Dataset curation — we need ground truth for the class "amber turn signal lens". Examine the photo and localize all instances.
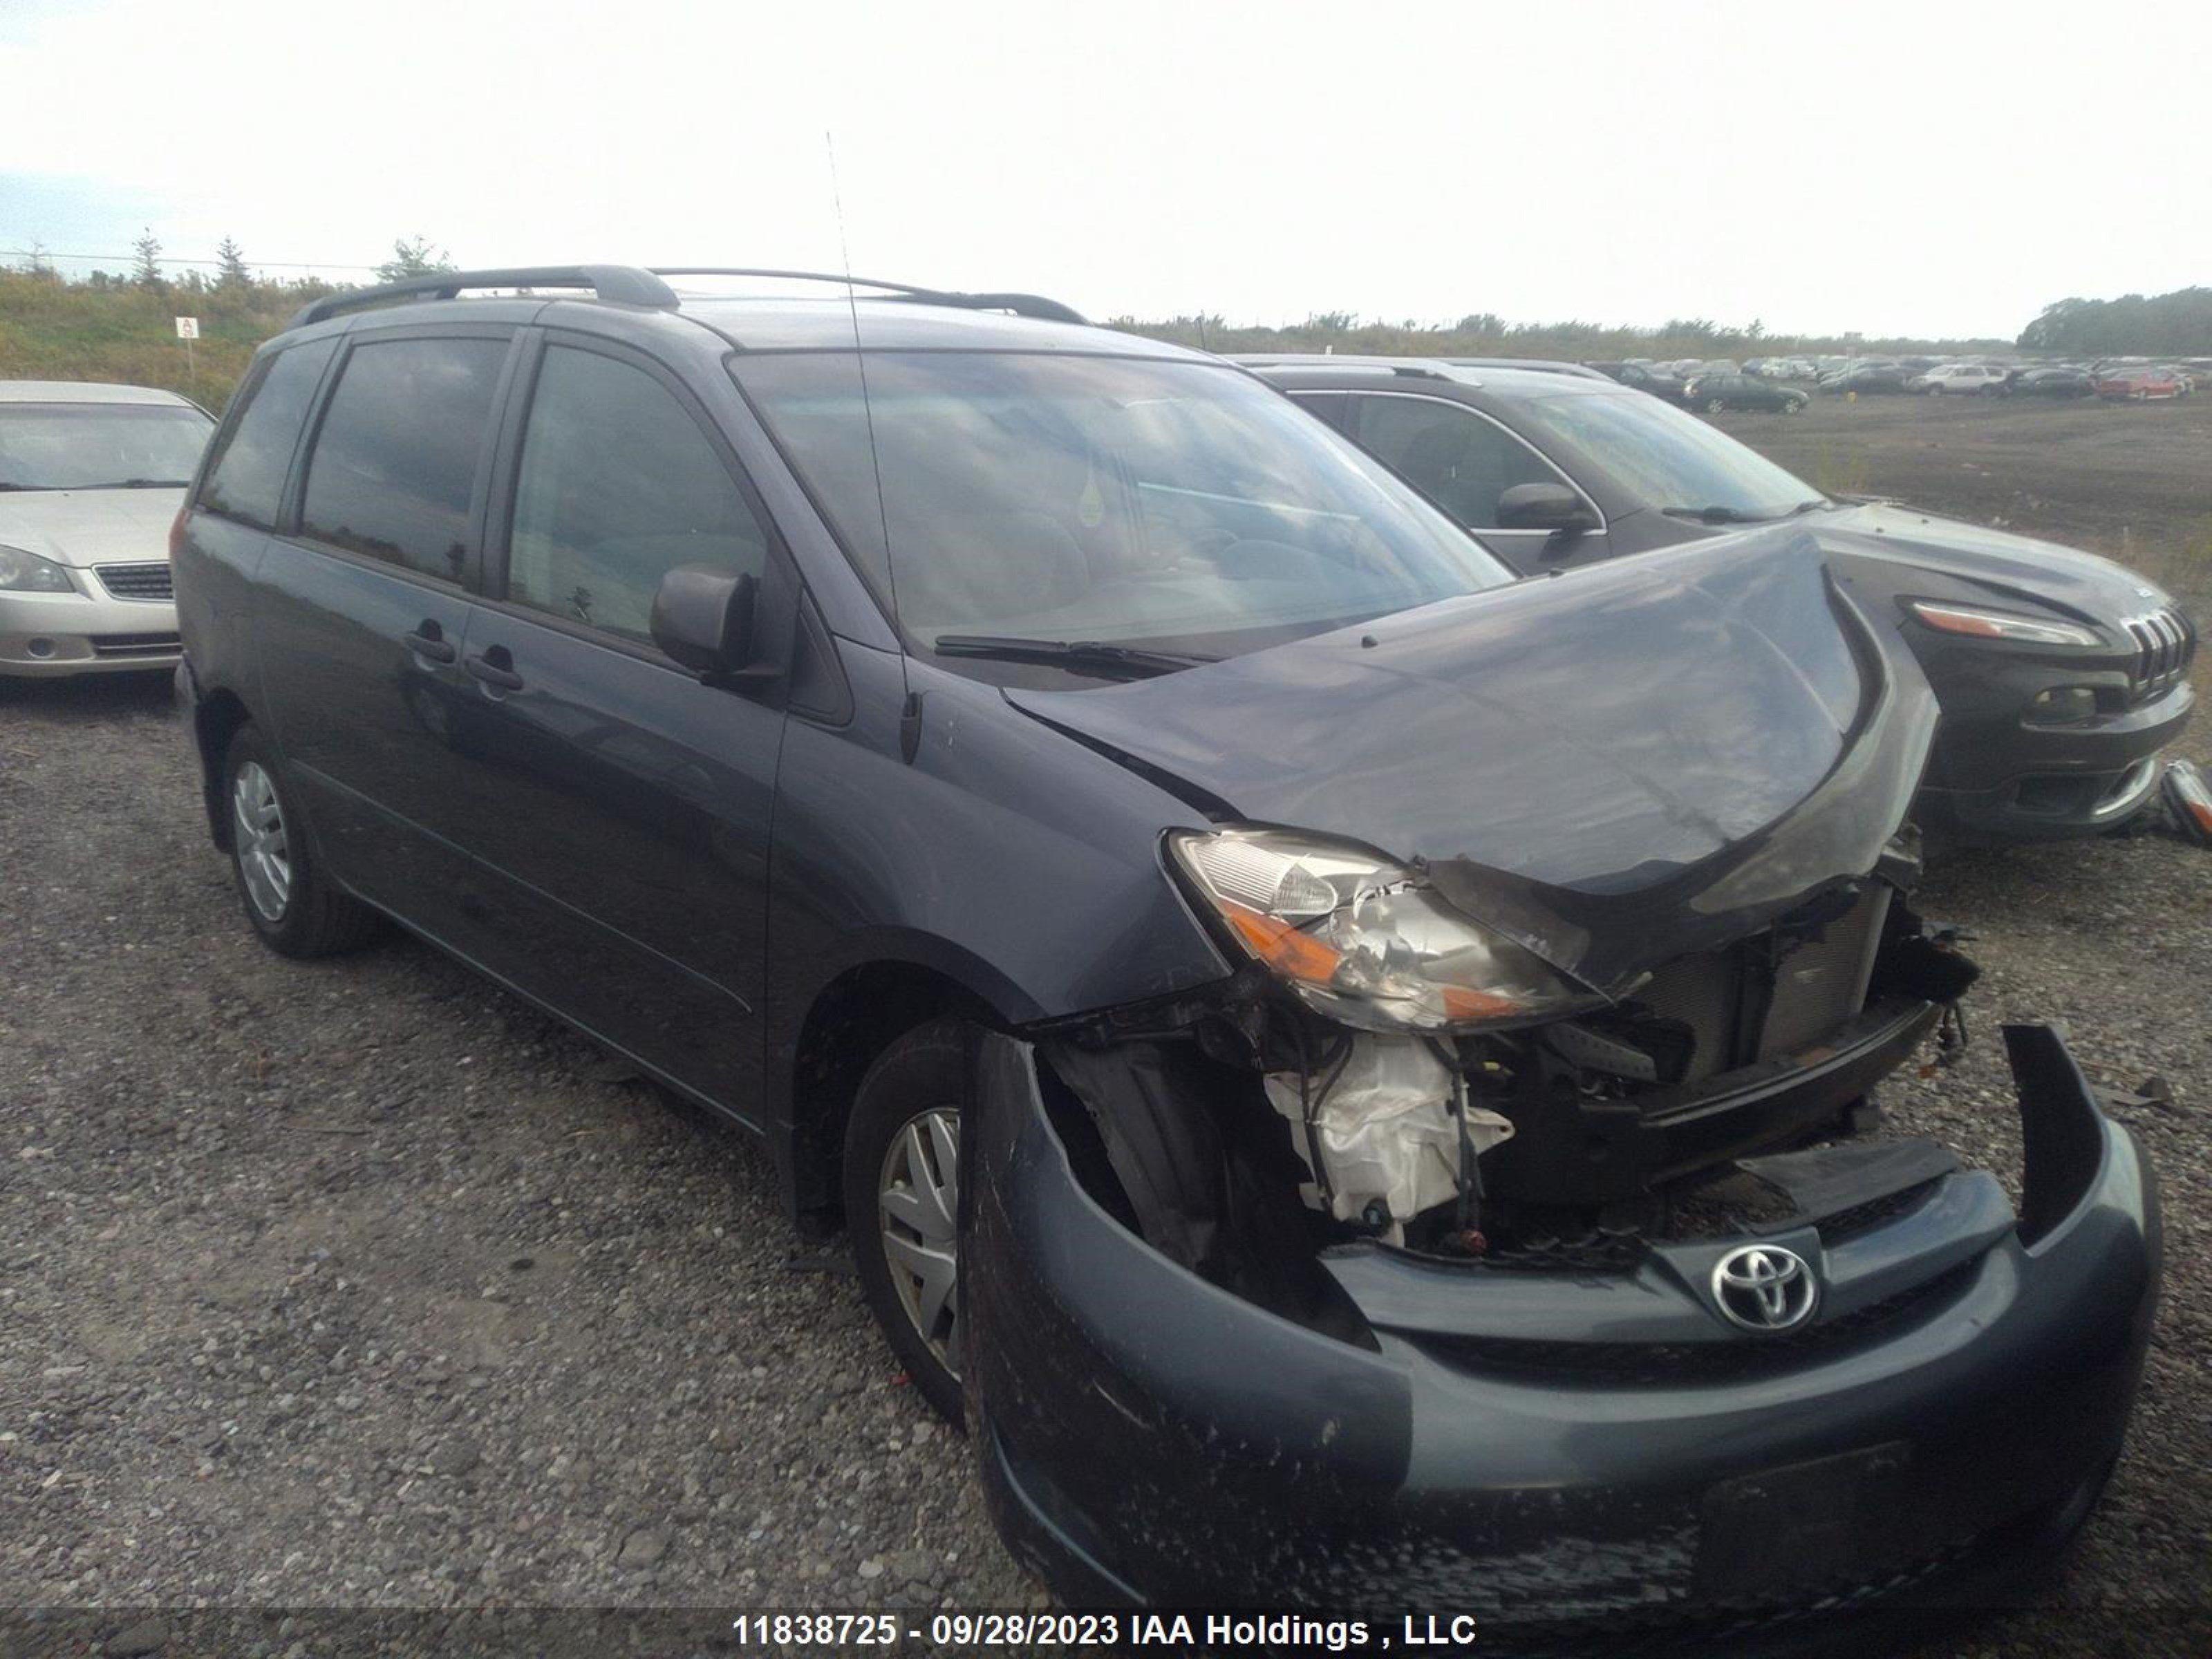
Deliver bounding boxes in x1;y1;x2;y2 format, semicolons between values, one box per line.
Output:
1224;903;1344;983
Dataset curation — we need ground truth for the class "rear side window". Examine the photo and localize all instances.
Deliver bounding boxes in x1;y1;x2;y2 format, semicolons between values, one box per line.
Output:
299;337;507;583
198;339;337;528
1350;395;1562;529
505;346;769;646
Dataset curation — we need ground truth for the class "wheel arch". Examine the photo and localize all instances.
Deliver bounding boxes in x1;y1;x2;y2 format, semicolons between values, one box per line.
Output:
782;944;1031;1224
193;684;255;851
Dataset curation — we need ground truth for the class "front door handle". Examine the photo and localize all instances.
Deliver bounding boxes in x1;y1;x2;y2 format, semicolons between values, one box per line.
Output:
465;646;525;692
403;622;457;664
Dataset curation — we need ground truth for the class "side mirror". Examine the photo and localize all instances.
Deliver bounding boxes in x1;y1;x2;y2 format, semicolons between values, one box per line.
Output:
651;565;764;685
1494;482;1598;536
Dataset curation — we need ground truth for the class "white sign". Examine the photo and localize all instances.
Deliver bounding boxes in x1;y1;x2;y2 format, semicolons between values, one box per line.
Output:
174;317;200;339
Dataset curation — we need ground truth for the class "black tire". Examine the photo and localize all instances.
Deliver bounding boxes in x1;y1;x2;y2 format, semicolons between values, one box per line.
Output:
845;1019;971;1423
1783;397;1806;415
1703;397;1725;414
222;726;381;958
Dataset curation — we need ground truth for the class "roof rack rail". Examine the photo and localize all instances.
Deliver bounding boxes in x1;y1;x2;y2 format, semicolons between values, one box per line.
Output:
290;265;680;328
649;268;1087;326
1228;354;1456;381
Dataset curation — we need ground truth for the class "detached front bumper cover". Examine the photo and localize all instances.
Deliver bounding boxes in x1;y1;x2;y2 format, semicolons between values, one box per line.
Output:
966;1024;2159;1649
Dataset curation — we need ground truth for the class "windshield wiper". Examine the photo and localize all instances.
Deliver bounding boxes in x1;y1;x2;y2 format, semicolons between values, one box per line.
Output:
1661;498;1831;526
1660;504;1770;525
92;478;194;489
932;634;1215;679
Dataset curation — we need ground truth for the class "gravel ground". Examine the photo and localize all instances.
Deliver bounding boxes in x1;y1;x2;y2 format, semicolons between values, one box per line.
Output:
3;662;2209;1658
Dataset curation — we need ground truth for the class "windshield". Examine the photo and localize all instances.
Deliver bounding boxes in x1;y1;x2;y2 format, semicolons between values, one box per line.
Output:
1511;390;1821;521
732;351;1510;658
0;402;214;491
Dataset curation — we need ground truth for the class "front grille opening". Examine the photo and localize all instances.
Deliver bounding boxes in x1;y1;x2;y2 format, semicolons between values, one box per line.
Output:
2125;606;2194;702
95;562;175;601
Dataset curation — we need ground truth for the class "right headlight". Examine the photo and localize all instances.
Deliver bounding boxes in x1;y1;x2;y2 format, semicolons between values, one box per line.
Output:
1169;826;1604;1034
1908;599;2099;648
0;545;77;594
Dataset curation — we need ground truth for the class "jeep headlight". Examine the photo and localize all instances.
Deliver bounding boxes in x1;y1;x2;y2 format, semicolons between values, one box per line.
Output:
0;545;77;594
1170;827;1602;1033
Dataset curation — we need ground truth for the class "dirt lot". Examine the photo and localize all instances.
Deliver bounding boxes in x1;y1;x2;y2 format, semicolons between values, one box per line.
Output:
3;394;2210;1657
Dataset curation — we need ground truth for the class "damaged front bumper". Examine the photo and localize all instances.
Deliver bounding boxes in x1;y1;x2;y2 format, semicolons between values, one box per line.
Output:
966;1024;2159;1648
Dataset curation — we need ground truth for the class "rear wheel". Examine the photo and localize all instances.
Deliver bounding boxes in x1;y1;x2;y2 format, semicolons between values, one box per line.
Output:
223;727;381;957
845;1020;971;1423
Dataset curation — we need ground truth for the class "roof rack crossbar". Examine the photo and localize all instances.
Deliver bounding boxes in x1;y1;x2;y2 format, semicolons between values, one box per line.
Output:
290;265;680;328
649;268;1087;326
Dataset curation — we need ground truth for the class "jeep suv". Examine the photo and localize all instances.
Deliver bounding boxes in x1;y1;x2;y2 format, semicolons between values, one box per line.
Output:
172;268;2155;1638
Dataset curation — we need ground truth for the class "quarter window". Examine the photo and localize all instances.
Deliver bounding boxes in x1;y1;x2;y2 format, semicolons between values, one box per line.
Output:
299;336;507;582
505;346;769;646
1351;396;1564;530
198;339;337;529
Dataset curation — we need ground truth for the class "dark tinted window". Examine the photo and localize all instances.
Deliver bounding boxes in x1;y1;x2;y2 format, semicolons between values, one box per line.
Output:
1349;395;1561;529
1285;391;1351;431
300;337;507;582
506;346;768;645
198;339;336;527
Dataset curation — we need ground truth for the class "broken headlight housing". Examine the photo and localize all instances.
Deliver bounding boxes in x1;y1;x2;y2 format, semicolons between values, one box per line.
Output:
1169;826;1603;1033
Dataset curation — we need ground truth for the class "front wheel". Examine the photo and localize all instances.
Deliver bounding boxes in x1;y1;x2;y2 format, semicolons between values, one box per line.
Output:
1783;397;1806;414
845;1020;971;1422
1704;397;1725;414
223;727;381;957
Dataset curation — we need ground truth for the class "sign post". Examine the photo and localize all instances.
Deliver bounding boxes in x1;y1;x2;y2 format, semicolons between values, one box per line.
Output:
174;316;198;393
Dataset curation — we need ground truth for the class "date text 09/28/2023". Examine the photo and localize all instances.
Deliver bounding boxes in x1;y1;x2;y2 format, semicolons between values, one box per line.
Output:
730;1613;1481;1650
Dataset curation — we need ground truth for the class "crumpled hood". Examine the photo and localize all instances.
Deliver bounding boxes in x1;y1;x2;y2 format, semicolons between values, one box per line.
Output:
0;488;184;568
1007;530;1939;994
1815;502;2173;622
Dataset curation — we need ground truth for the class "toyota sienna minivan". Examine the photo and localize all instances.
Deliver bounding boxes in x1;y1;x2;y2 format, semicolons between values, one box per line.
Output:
172;267;2157;1647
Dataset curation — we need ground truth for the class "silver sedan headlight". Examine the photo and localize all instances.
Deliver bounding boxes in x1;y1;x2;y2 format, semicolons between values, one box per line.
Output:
0;545;77;594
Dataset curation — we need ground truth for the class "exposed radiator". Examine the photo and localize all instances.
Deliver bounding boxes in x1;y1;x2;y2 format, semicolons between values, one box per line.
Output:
1631;886;1890;1082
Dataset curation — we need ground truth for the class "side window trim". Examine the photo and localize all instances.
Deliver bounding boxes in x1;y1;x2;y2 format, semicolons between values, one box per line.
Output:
482;328;799;652
1347;391;1604;532
282;323;521;597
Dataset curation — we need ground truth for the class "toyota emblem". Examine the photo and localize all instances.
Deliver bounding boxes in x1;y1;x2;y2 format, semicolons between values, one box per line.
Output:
1711;1244;1819;1332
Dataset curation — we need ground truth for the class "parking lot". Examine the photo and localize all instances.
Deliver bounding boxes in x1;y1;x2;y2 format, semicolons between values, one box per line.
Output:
3;397;2209;1657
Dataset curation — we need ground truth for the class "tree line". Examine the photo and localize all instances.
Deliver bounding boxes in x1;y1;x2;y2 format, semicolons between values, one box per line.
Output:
2018;288;2212;356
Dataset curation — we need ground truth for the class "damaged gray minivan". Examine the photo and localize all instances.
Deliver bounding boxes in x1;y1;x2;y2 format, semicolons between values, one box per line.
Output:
174;268;2159;1650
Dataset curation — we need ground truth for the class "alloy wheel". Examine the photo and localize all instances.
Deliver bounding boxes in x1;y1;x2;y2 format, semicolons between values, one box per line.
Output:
232;760;292;921
878;1105;960;1378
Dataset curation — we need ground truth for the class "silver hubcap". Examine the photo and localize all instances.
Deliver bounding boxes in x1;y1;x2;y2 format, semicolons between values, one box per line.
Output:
232;760;292;921
879;1106;960;1379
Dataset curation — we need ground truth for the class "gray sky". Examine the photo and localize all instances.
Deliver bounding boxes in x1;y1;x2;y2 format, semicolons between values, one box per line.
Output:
3;0;2205;339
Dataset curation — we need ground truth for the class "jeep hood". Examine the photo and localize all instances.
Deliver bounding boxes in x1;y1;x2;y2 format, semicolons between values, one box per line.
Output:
0;487;184;568
1816;502;2174;622
1006;531;1939;995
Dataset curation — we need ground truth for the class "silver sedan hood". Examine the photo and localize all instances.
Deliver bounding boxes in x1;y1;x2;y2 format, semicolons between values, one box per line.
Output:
0;488;185;568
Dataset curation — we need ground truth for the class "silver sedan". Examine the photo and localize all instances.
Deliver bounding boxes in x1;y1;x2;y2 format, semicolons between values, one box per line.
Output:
0;380;214;677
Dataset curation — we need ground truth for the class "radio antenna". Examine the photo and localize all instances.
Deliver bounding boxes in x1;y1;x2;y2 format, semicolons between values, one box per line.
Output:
825;131;906;686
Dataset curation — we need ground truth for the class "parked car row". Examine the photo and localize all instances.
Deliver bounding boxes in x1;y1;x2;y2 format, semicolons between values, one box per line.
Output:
1592;353;2201;405
2;267;2186;1643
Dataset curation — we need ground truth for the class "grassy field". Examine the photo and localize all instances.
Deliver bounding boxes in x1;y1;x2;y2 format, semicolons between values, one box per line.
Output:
0;271;306;411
